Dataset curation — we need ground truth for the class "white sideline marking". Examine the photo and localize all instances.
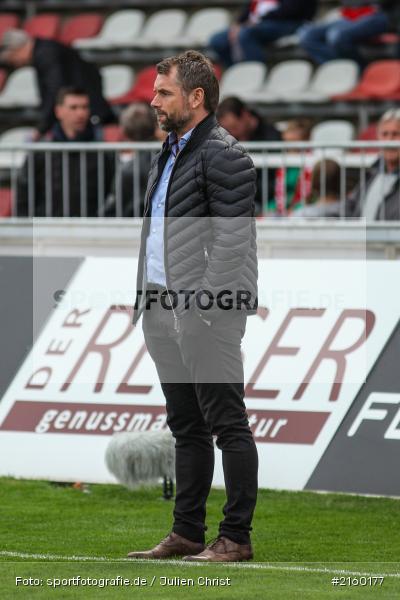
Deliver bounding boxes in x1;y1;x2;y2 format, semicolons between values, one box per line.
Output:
1;551;399;578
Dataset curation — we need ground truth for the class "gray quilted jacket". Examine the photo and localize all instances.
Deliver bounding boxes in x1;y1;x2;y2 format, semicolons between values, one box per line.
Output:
132;113;258;326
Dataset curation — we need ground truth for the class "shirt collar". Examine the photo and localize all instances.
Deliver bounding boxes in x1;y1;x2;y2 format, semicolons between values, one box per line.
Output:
167;127;194;153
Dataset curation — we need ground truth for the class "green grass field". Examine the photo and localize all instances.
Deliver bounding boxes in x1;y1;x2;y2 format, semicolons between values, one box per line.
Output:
0;477;399;599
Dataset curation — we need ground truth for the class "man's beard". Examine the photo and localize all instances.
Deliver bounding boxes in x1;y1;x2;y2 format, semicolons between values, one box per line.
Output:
156;108;192;133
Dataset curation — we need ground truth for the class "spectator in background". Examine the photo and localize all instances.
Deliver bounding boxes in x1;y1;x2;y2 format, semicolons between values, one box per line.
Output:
217;96;280;215
209;0;317;67
154;123;168;144
298;1;396;66
292;159;342;218
16;87;114;217
0;29;114;137
217;96;281;141
101;102;157;217
347;109;400;220
268;119;313;215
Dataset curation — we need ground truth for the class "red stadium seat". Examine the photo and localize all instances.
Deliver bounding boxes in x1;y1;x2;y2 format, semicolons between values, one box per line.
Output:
358;123;378;142
333;60;400;100
0;13;20;40
111;66;157;105
352;122;379;153
103;125;123;142
0;187;12;217
0;69;7;92
23;13;60;40
59;14;104;46
369;32;400;45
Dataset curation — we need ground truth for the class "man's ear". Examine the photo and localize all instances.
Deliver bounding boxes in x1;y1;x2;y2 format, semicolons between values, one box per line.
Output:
54;105;62;121
190;87;205;110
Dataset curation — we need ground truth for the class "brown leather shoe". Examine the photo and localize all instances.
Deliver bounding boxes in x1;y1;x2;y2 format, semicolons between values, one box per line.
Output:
183;536;253;562
127;532;205;559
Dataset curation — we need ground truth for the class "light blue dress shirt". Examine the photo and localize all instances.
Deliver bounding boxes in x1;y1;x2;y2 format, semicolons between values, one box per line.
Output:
146;128;194;286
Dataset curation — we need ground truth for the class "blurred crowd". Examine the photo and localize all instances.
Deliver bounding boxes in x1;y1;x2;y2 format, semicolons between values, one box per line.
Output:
210;0;399;67
0;0;399;220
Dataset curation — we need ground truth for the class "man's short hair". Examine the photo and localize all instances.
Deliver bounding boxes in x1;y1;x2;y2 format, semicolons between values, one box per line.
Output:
379;108;400;126
55;86;89;106
156;50;219;113
216;97;247;120
120;102;156;141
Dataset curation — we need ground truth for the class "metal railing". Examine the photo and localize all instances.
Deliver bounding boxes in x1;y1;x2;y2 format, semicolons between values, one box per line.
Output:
0;141;398;219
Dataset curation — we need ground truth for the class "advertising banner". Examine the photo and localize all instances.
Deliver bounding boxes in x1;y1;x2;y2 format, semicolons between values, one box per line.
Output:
0;257;399;492
306;324;400;496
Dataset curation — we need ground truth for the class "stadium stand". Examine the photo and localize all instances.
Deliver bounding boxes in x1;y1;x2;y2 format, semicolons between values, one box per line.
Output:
110;65;157;105
311;119;356;143
100;64;135;102
0;126;34;144
0;14;20;40
128;9;187;48
73;10;146;50
220;61;267;98
0;126;31;172
0;67;39;107
357;121;378;141
0;0;398;220
333;59;400;100
23;13;60;41
241;60;313;102
173;8;230;49
293;59;359;102
58;13;104;46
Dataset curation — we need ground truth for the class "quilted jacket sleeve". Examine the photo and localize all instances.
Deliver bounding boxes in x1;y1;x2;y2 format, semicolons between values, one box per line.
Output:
197;139;257;319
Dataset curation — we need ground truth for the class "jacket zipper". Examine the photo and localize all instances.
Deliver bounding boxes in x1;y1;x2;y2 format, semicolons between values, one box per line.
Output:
137;180;158;316
163;140;193;333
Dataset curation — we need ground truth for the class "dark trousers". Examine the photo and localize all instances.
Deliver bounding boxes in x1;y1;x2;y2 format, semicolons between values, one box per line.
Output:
209;20;303;66
298;13;389;65
142;291;258;545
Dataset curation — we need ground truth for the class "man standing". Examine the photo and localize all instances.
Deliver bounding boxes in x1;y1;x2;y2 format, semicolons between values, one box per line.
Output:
129;51;258;562
0;29;114;136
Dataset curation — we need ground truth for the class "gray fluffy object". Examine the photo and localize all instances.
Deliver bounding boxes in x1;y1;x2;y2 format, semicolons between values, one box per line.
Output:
105;430;175;489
